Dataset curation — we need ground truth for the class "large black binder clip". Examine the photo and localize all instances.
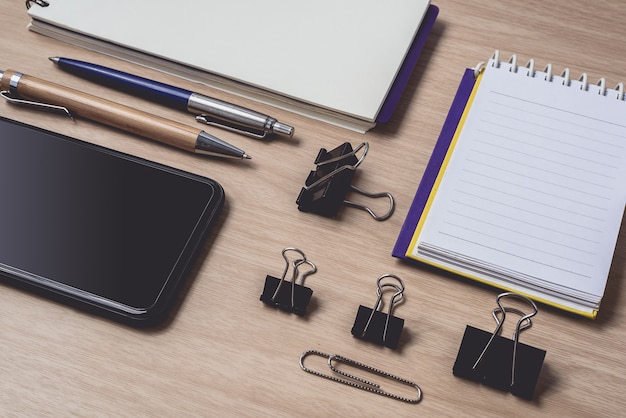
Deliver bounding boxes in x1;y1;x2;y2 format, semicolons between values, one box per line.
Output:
260;247;317;316
296;142;395;220
452;292;546;400
351;274;405;349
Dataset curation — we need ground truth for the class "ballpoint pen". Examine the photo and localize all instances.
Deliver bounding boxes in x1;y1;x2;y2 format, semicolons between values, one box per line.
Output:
0;69;250;160
49;57;295;139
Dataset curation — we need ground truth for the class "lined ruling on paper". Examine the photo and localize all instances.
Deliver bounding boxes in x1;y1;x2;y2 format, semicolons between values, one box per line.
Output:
410;59;626;308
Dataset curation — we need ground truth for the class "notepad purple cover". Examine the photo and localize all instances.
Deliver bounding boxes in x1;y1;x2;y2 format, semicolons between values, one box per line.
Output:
377;4;439;123
392;68;476;258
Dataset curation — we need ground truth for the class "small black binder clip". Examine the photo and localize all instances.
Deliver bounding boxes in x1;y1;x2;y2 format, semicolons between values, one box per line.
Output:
351;274;405;349
452;292;546;400
260;247;317;316
296;142;395;220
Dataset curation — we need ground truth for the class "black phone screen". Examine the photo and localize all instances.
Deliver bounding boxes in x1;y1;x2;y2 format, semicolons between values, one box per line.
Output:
0;116;224;323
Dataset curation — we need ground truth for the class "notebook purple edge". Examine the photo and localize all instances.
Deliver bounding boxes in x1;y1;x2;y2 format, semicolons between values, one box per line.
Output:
392;67;476;259
376;4;439;123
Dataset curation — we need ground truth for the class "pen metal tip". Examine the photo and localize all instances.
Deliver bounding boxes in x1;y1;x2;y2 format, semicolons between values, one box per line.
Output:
49;56;60;63
242;153;252;159
272;121;295;137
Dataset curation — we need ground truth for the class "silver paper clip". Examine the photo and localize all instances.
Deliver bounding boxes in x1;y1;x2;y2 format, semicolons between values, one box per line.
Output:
299;350;422;403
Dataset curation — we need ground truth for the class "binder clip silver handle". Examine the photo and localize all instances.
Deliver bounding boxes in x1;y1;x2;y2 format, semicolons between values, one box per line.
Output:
344;185;395;221
472;292;538;386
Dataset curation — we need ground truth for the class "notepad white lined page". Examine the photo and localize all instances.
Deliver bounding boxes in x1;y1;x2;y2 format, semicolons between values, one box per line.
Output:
413;60;626;300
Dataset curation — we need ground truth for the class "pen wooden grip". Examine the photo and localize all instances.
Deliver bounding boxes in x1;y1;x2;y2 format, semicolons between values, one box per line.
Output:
1;70;198;152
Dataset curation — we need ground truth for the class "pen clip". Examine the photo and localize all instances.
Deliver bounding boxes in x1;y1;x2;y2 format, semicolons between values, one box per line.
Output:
195;114;267;139
1;90;73;119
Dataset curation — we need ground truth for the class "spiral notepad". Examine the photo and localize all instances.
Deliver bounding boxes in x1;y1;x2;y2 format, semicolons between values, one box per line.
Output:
394;51;626;318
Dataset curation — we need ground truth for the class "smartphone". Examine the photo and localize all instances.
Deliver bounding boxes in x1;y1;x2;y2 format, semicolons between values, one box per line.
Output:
0;116;225;325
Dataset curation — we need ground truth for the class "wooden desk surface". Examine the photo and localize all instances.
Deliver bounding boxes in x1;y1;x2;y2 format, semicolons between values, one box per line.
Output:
1;1;625;416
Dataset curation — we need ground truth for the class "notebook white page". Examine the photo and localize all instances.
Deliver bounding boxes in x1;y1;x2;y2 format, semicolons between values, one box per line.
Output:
412;59;626;301
28;0;430;123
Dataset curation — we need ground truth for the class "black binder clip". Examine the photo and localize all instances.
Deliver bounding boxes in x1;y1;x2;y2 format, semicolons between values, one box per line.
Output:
260;247;317;316
351;274;405;349
296;142;395;220
452;292;546;400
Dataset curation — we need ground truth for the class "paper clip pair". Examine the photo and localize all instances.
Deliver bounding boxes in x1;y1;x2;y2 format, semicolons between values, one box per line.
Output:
296;142;395;221
452;292;546;400
260;247;317;316
299;350;422;403
351;274;406;349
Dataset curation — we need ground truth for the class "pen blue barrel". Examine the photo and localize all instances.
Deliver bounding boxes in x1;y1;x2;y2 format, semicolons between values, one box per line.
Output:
53;57;192;111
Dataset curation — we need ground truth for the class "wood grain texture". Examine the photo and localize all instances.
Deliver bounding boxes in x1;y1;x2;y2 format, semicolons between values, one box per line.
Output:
1;1;626;416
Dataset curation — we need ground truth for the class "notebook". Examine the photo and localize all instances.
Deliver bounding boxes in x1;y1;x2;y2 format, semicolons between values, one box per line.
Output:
26;0;438;133
393;51;626;318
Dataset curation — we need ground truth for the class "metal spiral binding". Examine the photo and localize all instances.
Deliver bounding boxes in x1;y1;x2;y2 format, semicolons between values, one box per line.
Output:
474;50;625;100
